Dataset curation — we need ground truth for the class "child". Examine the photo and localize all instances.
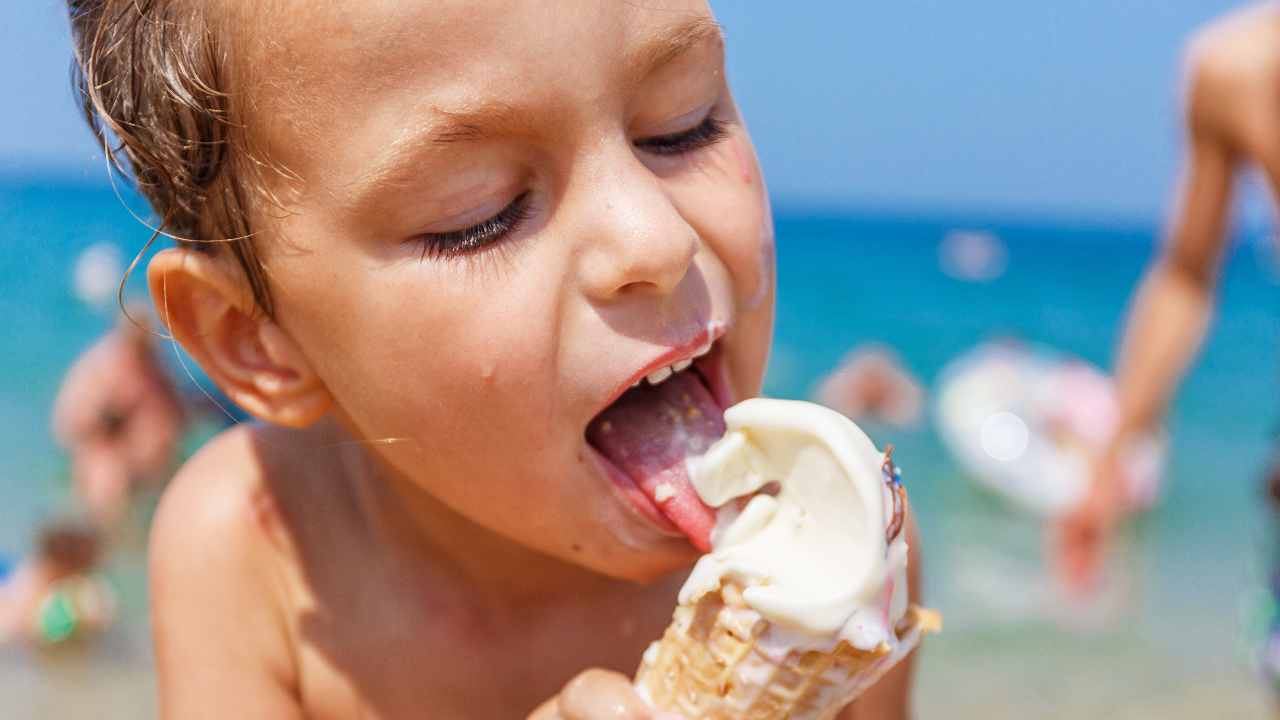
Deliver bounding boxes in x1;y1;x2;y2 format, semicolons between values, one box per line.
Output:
68;1;921;717
0;521;113;645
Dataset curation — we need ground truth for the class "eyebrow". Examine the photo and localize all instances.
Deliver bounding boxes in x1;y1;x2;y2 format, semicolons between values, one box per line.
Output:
627;15;725;83
345;16;725;208
343;101;526;207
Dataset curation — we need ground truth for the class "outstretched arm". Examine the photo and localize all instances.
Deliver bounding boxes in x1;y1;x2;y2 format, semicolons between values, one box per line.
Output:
1054;38;1243;593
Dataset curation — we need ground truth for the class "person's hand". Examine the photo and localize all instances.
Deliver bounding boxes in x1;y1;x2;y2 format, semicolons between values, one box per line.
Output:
528;669;681;720
1052;444;1129;596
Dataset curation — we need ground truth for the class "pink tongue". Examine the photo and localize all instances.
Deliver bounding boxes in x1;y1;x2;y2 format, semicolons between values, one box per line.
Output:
587;370;724;552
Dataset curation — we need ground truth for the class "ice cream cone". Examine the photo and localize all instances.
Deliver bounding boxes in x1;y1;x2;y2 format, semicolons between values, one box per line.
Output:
635;581;940;720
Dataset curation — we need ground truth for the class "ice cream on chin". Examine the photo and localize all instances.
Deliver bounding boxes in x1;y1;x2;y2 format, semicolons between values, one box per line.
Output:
679;398;911;652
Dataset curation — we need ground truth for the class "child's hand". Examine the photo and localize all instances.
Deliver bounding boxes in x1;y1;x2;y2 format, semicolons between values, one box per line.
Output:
528;669;681;720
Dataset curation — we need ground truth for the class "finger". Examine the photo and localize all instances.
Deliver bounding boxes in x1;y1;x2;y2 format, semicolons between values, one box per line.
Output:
528;696;563;720
1051;515;1088;587
558;669;651;720
1054;514;1103;595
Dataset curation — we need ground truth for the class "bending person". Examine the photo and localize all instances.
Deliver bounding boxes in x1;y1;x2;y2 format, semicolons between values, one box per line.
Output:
1058;6;1279;593
51;310;187;525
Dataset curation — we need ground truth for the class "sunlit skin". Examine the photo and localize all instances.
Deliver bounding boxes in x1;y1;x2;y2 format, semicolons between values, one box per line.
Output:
1057;3;1280;594
145;1;918;717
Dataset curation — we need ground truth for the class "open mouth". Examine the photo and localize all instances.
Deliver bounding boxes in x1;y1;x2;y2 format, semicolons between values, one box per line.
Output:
585;334;732;553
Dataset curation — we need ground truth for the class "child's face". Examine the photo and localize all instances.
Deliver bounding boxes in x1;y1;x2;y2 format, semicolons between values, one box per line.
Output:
240;0;774;579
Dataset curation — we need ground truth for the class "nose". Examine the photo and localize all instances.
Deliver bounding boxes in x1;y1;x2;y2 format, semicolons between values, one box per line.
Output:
573;150;700;301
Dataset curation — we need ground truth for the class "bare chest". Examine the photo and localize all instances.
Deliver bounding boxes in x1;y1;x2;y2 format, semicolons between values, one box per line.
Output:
287;569;676;720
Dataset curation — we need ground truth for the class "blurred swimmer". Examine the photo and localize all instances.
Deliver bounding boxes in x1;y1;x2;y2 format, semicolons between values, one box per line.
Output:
814;344;925;428
71;241;124;310
0;521;115;646
51;310;187;525
938;230;1007;283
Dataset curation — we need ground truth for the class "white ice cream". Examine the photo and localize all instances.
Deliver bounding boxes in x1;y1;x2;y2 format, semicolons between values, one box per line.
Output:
679;398;910;652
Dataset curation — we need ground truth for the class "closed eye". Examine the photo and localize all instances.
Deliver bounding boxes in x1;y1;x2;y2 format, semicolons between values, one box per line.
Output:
634;114;728;157
415;191;533;260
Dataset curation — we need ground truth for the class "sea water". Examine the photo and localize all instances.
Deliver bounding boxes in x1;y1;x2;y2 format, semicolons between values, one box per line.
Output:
3;178;1276;717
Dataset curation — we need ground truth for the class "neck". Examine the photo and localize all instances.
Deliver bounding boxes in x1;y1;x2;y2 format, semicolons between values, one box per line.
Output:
321;419;627;610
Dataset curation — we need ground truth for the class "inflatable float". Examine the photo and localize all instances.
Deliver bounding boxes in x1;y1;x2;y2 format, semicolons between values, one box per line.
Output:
935;341;1164;517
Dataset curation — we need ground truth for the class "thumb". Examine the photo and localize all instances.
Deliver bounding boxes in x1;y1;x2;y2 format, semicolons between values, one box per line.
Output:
558;669;660;720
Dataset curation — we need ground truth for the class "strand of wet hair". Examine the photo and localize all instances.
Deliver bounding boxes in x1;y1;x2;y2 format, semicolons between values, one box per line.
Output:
103;135;255;340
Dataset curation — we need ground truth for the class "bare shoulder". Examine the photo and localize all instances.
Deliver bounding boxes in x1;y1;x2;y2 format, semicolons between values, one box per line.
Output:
152;418;346;545
1183;5;1280;146
149;424;300;696
1186;4;1280;78
151;423;286;566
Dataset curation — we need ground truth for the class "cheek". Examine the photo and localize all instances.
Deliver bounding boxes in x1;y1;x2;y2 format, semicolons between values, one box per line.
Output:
689;134;776;398
732;134;756;186
274;245;564;460
683;134;775;314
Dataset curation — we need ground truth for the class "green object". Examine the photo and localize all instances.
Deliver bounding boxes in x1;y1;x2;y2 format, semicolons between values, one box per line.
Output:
37;589;79;644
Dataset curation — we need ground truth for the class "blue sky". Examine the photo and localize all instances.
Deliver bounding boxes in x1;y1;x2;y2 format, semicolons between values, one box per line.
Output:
1;1;1257;222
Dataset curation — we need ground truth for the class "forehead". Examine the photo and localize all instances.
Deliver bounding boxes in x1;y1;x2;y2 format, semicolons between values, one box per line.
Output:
233;0;717;171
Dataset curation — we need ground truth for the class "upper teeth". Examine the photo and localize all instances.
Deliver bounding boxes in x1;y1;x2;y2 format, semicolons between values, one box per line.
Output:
646;366;674;385
633;339;716;387
642;343;714;386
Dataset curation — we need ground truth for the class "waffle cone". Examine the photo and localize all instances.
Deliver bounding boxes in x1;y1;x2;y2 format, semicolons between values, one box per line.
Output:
635;583;940;720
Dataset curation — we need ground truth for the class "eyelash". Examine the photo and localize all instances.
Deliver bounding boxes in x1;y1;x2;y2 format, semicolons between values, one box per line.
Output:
418;191;533;260
634;114;729;156
417;114;729;259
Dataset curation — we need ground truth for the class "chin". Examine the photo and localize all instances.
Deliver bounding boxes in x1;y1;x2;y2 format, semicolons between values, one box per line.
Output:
593;542;699;585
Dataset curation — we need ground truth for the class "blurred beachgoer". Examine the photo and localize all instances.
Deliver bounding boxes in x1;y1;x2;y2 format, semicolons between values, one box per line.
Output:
0;521;114;646
71;241;124;310
51;311;187;525
815;345;925;429
1057;0;1280;621
938;230;1007;283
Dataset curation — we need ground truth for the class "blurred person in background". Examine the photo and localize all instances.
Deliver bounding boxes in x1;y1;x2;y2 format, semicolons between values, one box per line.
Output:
814;344;924;429
51;309;187;526
0;520;114;646
1056;0;1280;689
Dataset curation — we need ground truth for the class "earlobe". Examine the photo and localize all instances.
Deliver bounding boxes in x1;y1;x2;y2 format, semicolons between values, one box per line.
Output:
148;247;332;428
252;322;333;427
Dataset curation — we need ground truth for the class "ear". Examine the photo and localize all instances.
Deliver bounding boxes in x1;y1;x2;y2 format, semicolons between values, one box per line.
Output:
148;247;331;428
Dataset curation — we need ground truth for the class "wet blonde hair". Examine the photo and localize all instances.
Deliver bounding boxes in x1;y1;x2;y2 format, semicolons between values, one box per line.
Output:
68;0;274;315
